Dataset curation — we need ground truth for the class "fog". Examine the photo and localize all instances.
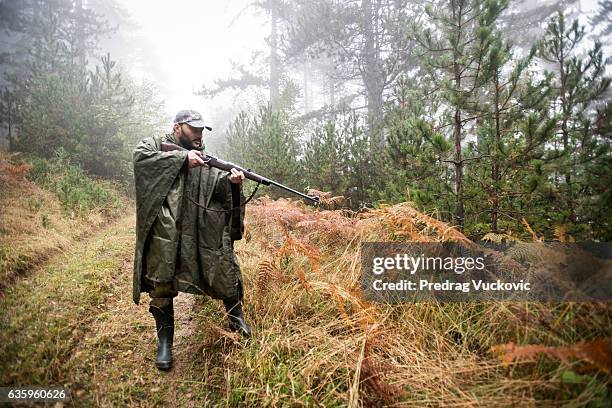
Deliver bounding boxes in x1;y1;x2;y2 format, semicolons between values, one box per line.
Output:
117;0;267;124
0;0;606;136
0;0;609;158
108;0;602;126
1;5;611;399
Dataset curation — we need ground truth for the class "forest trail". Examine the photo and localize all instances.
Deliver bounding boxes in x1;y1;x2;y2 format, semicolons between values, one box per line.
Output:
0;214;243;407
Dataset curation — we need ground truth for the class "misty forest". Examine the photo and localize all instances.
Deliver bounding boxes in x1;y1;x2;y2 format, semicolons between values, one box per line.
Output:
1;0;611;406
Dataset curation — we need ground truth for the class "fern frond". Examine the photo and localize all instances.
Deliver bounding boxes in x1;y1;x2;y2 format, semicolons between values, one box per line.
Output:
482;232;520;243
522;218;542;242
554;224;566;242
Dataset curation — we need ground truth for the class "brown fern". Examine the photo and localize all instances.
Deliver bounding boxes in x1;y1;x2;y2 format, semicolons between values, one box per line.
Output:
306;189;345;208
277;234;320;272
0;153;33;184
308;281;379;330
328;283;351;323
491;339;612;374
294;268;312;291
522;218;542;242
256;259;277;298
360;342;405;407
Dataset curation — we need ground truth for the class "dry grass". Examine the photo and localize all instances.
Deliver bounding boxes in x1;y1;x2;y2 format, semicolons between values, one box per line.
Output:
0;151;124;290
0;186;610;406
224;197;612;406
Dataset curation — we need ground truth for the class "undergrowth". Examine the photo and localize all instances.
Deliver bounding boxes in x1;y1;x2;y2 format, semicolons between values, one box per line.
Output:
222;197;612;406
28;147;121;216
0;150;126;287
0;176;609;406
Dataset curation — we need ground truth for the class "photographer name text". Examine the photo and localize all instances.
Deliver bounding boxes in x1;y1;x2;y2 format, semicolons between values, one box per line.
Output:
372;279;531;292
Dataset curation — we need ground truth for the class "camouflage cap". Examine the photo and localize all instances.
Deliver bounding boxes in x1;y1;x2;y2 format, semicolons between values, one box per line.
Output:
173;109;212;131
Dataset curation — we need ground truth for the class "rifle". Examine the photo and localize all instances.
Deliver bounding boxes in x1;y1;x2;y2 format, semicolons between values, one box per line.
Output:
161;142;320;205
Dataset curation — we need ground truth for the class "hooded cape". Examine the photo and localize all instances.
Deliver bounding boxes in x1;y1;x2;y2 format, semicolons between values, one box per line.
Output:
132;133;245;305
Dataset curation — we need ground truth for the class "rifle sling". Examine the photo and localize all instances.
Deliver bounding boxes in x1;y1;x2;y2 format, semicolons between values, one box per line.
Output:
185;181;262;213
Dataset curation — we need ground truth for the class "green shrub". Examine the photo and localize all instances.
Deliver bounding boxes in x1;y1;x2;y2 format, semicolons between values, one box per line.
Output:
27;148;121;216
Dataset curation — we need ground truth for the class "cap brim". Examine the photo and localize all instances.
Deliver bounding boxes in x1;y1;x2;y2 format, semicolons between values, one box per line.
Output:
186;120;212;131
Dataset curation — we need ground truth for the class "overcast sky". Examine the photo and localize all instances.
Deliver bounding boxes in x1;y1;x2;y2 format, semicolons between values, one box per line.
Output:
117;0;267;125
112;0;603;127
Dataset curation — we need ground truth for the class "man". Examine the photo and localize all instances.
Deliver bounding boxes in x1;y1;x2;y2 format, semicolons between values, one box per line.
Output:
132;109;252;371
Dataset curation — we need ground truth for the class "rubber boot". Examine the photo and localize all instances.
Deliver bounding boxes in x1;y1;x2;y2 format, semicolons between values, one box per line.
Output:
223;297;252;337
149;301;174;370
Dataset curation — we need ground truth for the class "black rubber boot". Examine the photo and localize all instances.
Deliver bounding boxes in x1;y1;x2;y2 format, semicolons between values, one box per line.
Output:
149;301;174;370
223;297;252;338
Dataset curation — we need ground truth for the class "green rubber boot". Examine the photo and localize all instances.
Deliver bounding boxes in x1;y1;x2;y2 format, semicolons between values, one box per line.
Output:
223;297;252;338
149;301;174;370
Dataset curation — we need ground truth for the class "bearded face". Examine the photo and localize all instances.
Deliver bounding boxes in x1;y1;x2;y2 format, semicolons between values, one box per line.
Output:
174;123;203;150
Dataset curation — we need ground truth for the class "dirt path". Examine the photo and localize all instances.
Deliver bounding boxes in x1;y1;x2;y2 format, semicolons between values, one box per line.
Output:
0;214;242;407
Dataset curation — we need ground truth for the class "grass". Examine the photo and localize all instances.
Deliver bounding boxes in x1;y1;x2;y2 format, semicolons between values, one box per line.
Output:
217;198;612;406
0;214;136;399
0;151;125;289
0;175;610;406
28;148;123;216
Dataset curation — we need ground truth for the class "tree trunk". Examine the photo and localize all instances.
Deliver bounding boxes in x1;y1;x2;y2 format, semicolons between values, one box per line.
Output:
454;105;464;230
303;63;310;114
270;2;280;110
76;0;86;66
491;71;501;232
8;96;14;151
559;48;575;223
452;0;465;230
362;0;384;149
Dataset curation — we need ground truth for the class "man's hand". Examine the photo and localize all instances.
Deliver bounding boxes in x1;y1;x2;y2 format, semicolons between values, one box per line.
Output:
228;168;245;184
187;150;206;168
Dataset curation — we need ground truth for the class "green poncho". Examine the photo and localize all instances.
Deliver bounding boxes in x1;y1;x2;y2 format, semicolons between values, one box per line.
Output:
132;133;246;305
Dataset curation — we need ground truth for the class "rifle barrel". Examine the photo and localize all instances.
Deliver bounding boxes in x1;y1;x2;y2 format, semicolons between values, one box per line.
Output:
268;180;320;204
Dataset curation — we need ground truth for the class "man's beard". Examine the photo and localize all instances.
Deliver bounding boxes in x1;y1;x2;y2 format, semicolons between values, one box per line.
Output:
179;134;202;150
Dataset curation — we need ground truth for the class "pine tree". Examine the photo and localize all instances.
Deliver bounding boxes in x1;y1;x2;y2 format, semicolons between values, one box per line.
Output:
381;76;453;216
464;21;558;235
411;0;509;229
1;1;164;180
283;0;417;147
537;12;610;227
302;120;348;195
225;104;303;199
300;110;371;208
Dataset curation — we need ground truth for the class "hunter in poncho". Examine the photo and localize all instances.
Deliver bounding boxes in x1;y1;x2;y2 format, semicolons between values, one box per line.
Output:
132;110;251;371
